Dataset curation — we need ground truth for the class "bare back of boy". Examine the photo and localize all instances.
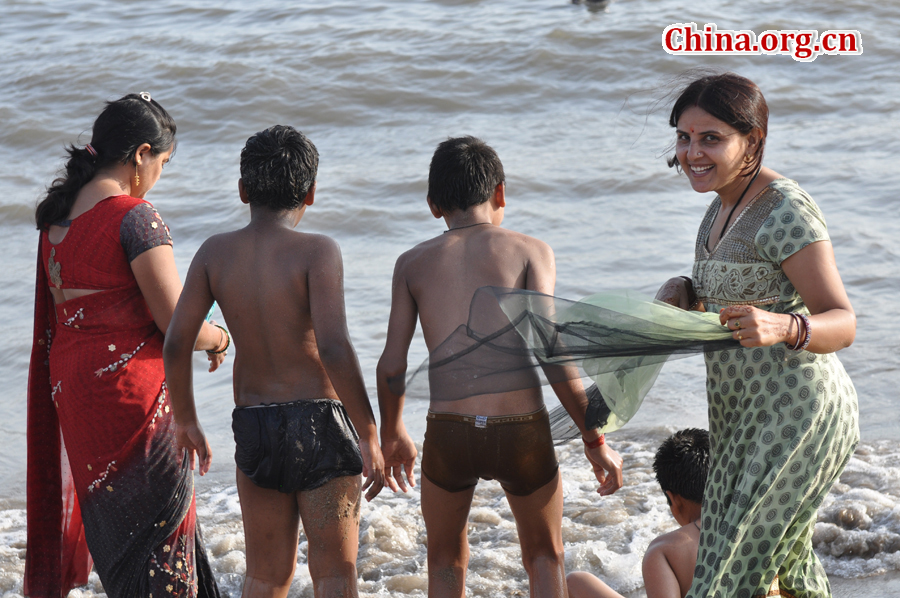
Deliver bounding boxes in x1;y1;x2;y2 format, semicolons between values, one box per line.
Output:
167;127;383;598
201;224;344;406
386;221;567;598
396;223;552;416
641;523;700;598
377;138;621;598
377;183;609;597
169;213;377;598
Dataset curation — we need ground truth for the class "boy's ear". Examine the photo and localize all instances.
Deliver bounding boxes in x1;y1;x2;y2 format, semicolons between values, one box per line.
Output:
304;182;316;206
427;197;443;219
492;182;506;208
667;491;691;526
238;179;250;204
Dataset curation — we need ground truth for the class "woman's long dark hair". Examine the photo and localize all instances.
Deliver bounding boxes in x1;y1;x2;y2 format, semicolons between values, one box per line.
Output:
35;93;176;230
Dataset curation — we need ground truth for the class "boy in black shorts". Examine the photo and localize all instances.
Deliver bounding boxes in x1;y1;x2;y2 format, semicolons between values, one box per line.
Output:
164;125;384;598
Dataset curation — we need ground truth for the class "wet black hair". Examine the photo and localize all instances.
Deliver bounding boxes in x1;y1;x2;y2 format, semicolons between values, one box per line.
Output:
667;72;768;176
653;428;710;505
427;136;505;213
36;93;176;230
239;125;319;211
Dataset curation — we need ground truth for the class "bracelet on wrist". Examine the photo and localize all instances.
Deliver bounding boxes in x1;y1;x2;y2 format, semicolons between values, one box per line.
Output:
787;312;811;352
788;313;802;351
797;313;812;351
206;324;230;355
583;434;605;449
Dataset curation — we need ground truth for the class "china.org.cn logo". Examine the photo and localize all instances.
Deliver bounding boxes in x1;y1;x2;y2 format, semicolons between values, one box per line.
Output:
662;23;862;62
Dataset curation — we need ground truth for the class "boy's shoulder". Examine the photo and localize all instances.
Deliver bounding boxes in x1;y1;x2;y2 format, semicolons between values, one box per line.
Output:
643;524;698;598
645;523;698;564
201;226;339;252
196;227;341;275
396;226;552;269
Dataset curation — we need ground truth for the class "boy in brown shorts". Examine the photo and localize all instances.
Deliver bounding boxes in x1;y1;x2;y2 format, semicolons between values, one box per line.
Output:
375;136;624;597
164;125;384;598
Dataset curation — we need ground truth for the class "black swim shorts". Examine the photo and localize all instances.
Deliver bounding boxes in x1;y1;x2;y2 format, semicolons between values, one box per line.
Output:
232;398;363;493
421;406;559;497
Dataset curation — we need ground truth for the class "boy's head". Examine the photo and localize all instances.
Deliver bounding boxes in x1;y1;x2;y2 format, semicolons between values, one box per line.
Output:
653;428;709;505
428;136;505;213
240;125;319;211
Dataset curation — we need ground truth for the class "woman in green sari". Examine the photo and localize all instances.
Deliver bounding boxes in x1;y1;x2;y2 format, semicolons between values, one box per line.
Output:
657;72;859;598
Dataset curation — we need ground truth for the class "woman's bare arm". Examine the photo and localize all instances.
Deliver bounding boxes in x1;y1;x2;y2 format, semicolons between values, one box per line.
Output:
720;240;855;353
131;244;227;364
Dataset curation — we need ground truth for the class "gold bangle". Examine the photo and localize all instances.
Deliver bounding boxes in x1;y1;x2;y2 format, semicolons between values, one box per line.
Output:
206;325;230;355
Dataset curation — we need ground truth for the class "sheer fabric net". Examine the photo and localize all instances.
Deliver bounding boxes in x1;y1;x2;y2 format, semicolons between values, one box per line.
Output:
390;287;738;443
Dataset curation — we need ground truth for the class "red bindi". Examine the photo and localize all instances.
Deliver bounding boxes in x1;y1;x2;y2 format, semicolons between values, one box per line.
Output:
690;127;695;133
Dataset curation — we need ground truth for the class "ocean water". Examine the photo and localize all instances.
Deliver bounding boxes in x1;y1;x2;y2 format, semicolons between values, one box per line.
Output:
0;0;898;596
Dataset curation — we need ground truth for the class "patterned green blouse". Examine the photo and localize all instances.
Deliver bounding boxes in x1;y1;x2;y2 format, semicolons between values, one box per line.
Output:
693;178;828;313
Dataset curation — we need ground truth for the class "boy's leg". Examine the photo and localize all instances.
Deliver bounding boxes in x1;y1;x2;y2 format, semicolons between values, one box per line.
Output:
505;471;567;598
421;476;476;598
566;571;625;598
297;474;363;598
236;468;301;598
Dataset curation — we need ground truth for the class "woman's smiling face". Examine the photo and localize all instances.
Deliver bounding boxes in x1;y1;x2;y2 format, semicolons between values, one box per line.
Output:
675;106;758;200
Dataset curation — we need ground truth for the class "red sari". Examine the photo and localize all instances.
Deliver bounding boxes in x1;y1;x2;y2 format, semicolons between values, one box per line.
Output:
26;195;219;598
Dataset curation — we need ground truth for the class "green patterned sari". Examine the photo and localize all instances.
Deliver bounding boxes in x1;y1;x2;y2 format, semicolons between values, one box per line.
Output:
687;179;859;598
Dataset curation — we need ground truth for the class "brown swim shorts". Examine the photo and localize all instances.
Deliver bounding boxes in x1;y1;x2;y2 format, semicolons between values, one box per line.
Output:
421;406;559;497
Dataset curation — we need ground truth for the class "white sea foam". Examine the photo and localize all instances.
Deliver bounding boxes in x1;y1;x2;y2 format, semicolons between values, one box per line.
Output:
4;431;898;597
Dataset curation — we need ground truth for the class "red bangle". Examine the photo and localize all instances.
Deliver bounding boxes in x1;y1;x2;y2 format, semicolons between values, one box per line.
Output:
584;434;605;449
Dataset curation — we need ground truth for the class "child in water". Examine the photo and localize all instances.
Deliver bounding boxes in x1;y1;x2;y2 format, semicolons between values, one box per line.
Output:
164;125;384;598
567;428;709;598
375;135;623;597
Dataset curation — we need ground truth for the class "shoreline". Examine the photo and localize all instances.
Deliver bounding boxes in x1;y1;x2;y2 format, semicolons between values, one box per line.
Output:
1;431;898;597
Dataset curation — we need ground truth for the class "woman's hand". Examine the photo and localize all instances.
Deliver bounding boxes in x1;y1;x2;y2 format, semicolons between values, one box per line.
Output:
205;320;228;372
719;305;794;347
206;351;226;372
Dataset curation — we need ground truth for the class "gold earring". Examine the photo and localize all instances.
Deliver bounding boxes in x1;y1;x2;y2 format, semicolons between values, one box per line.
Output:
134;163;140;188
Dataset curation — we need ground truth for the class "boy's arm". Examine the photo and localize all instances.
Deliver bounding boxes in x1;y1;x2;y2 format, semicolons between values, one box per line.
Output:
526;240;623;495
308;237;385;501
375;254;419;492
162;243;217;476
642;540;683;598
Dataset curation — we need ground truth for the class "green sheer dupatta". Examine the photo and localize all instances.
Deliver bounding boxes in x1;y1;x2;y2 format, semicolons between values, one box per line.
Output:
491;289;736;439
394;287;737;443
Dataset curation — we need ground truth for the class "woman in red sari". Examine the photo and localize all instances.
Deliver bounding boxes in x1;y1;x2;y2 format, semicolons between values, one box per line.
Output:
27;93;226;597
